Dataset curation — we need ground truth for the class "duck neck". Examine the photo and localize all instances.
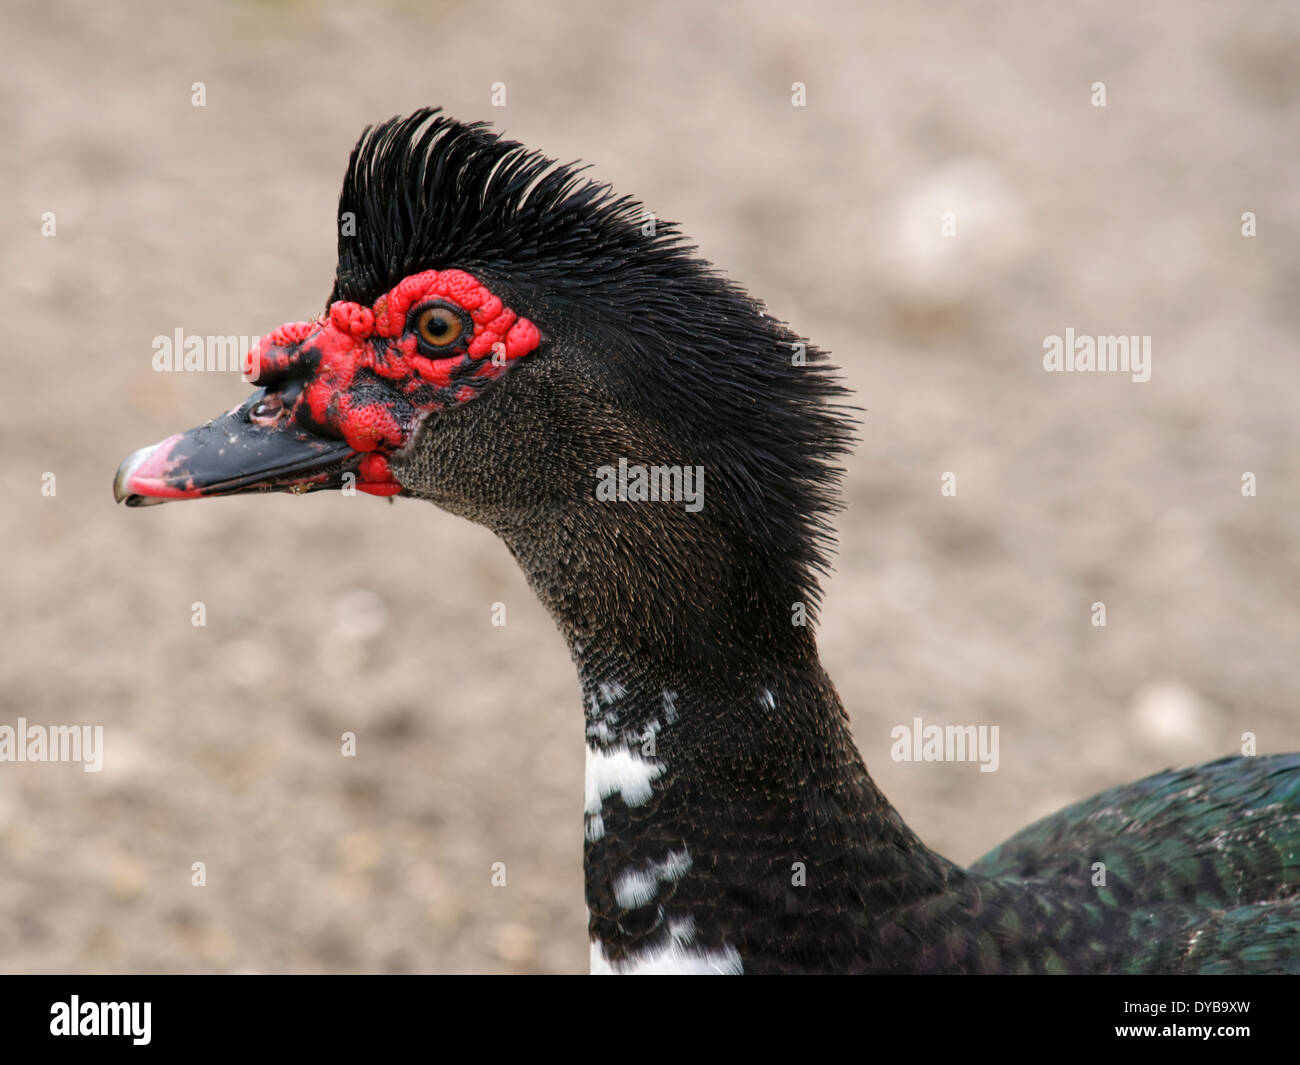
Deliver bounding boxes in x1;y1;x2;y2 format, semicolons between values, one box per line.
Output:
494;499;961;972
572;625;958;974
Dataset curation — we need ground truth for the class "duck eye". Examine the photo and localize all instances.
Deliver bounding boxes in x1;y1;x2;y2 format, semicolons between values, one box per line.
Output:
415;304;466;349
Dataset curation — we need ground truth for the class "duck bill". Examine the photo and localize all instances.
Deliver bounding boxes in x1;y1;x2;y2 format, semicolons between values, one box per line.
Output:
113;389;361;507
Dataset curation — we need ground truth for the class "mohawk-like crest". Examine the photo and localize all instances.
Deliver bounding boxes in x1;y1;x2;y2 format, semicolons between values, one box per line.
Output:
331;108;673;305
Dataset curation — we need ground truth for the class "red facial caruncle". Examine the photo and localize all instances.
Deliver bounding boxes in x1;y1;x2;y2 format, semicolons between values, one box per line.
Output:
250;268;541;494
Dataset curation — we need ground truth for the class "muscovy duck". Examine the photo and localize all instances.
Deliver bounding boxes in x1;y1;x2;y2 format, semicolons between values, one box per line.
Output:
114;109;1300;975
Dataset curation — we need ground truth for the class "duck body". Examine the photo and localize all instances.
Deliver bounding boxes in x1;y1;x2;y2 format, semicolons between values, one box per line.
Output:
115;110;1300;974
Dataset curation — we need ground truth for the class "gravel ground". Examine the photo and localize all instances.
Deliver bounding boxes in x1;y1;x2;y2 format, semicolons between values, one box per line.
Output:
1;0;1297;973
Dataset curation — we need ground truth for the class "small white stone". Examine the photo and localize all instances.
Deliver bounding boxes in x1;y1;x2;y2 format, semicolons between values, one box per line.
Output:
1131;682;1217;753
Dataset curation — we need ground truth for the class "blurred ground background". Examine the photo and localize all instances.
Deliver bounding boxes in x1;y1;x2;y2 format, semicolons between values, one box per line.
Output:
1;0;1297;973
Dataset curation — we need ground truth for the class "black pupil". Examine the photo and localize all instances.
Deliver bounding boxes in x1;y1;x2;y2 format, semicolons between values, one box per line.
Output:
427;312;451;336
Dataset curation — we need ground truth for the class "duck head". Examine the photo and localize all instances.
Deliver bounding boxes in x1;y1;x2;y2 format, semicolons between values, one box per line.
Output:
115;109;853;660
114;264;541;506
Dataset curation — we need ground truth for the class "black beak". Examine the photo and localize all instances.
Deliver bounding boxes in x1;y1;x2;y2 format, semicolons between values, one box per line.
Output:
114;388;359;507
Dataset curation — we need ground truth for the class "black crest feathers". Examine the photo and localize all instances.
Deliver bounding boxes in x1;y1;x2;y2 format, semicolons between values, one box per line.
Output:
332;108;674;304
331;109;855;623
